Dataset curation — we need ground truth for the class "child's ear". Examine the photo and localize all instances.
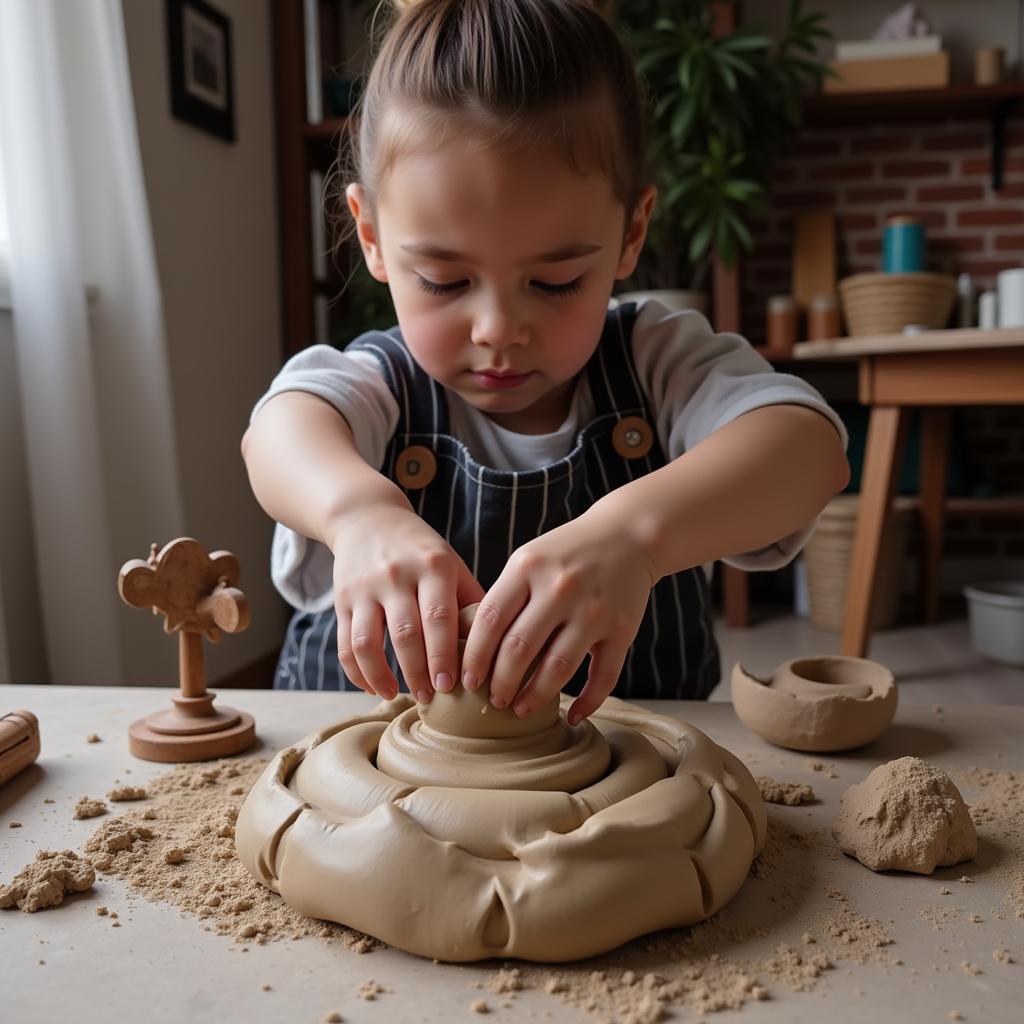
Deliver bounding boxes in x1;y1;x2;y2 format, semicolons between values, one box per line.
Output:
614;184;657;280
346;184;389;283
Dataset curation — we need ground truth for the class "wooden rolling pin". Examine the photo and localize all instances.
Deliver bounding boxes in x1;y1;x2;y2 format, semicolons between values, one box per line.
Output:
0;710;40;785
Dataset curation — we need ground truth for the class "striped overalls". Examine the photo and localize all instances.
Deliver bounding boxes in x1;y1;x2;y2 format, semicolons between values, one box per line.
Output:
275;302;720;699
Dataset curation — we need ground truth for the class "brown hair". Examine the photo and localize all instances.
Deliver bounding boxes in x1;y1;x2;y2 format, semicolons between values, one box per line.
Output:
334;0;648;249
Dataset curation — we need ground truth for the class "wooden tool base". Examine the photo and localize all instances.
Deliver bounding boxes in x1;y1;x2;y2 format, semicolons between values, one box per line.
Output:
128;691;256;762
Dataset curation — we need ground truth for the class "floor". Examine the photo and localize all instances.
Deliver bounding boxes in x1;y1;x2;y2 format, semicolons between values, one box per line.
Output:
710;609;1024;705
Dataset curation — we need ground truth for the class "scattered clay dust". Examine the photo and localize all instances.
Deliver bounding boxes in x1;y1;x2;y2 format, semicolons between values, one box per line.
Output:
757;776;816;806
107;786;148;802
0;850;95;912
954;766;1024;918
78;757;379;951
74;797;107;819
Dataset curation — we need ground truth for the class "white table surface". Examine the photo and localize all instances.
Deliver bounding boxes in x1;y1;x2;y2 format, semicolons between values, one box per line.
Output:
1;685;1021;1023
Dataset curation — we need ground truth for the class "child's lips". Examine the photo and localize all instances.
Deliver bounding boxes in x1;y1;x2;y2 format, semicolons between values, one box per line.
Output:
472;369;534;390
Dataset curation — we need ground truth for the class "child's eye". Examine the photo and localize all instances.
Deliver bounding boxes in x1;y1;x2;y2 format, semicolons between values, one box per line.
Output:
415;275;583;297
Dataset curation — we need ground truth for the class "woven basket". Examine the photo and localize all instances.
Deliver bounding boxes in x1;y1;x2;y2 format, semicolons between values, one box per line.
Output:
838;271;956;336
804;495;916;632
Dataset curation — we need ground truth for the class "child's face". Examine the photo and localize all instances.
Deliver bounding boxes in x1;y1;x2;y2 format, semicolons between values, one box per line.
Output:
347;130;655;433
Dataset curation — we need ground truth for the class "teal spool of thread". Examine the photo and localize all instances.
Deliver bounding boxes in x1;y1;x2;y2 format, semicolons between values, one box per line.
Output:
883;217;925;273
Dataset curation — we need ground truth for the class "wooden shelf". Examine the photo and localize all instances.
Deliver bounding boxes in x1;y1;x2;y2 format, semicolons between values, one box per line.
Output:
804;80;1024;127
793;327;1024;360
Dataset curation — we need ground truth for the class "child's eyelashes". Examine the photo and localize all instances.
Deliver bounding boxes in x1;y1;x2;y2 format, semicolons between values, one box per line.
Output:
415;275;583;297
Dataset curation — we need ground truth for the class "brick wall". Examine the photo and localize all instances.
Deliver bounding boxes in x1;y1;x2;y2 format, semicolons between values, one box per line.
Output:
742;116;1024;570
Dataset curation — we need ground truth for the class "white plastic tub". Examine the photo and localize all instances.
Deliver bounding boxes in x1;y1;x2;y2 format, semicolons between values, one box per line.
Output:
963;582;1024;667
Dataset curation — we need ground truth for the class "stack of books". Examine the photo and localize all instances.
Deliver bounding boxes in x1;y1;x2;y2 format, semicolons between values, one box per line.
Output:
825;34;949;94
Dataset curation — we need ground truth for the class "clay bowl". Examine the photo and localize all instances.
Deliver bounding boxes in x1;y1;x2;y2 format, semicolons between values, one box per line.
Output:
731;656;897;752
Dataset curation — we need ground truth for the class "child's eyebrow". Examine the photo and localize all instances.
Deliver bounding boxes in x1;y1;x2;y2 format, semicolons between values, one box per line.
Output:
399;242;603;264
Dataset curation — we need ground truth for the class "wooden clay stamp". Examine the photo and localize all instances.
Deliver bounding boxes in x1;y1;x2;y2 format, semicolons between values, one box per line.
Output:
117;537;256;762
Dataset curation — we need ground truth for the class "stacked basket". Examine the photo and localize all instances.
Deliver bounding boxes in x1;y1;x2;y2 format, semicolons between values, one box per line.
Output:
804;495;916;632
838;271;956;336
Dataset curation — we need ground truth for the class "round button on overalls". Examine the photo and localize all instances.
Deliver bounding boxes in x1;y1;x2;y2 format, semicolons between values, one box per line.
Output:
612;416;654;459
395;445;437;489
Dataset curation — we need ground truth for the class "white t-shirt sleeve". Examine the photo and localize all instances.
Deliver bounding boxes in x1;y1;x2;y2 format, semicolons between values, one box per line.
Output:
630;299;849;572
249;341;400;611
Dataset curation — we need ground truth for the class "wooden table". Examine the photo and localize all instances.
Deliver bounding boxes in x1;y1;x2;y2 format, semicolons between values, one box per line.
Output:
2;685;1021;1023
795;327;1024;658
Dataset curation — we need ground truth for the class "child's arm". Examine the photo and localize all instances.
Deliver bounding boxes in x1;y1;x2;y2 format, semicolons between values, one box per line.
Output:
242;392;483;700
461;403;848;723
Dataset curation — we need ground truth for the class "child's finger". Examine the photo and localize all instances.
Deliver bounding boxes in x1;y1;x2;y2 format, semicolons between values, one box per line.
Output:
566;640;627;725
336;608;373;694
384;593;430;699
351;602;398;700
415;573;459;700
486;601;560;710
511;622;591;718
460;578;528;692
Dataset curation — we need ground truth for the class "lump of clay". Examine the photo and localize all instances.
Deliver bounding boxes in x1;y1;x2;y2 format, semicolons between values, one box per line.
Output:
0;849;95;912
832;757;977;874
236;614;766;962
732;656;897;752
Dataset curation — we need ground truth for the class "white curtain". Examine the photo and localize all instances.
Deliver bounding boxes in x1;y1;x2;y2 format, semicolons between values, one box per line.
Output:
0;0;184;683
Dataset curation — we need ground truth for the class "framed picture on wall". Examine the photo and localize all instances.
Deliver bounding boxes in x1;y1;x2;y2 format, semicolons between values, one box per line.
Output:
166;0;236;142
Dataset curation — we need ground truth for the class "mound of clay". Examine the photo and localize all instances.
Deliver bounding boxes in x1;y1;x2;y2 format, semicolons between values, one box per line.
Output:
832;757;977;874
0;849;95;912
732;656;897;752
236;615;766;962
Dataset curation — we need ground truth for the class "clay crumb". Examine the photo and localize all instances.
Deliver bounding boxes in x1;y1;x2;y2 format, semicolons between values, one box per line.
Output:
164;848;186;865
74;797;108;819
488;966;525;994
0;849;95;912
324;1013;343;1023
960;961;981;975
931;706;943;714
358;980;384;1001
756;776;815;806
8;821;22;828
949;1013;963;1021
470;998;490;1013
968;913;982;923
43;799;55;804
993;949;1013;964
107;786;148;802
261;983;272;992
959;875;974;884
96;906;109;916
939;886;951;895
86;733;102;743
544;977;566;994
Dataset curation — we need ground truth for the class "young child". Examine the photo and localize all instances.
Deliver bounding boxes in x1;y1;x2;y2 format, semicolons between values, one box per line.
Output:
242;0;849;725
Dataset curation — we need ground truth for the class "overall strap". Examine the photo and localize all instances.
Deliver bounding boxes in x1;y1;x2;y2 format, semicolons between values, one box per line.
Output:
345;328;450;441
585;301;648;418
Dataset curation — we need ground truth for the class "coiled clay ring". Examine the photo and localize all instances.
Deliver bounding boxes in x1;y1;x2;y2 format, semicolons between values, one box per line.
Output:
235;679;766;962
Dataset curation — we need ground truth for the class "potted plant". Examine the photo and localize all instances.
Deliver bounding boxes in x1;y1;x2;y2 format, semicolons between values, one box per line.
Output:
614;0;833;313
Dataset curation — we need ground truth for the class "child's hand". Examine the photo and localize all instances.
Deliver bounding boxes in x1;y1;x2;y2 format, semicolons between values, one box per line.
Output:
460;510;656;724
330;506;485;702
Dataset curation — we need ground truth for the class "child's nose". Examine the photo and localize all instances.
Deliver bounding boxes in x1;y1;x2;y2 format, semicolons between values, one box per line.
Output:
470;305;528;349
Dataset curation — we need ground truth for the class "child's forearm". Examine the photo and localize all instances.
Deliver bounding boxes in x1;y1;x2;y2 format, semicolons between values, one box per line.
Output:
241;391;412;549
589;405;850;581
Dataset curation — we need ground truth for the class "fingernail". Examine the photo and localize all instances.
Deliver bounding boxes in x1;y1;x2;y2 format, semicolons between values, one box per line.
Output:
568;711;581;726
513;701;530;718
434;672;453;693
490;695;508;709
416;689;432;704
462;671;478;690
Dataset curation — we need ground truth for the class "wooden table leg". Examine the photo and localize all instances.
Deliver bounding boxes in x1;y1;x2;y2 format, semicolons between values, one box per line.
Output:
918;408;951;624
842;405;907;658
722;564;749;627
